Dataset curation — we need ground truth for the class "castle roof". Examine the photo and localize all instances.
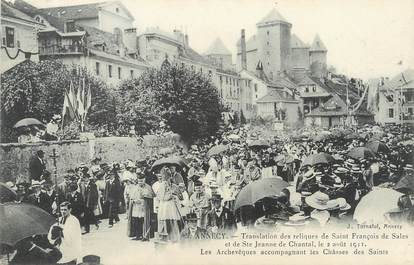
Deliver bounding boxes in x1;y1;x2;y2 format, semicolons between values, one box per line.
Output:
291;34;308;48
257;8;290;26
205;38;231;55
40;1;134;21
256;89;298;103
1;0;41;25
310;34;327;52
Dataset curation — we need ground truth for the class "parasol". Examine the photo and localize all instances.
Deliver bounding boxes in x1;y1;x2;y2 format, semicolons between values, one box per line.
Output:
151;156;188;171
0;182;18;203
301;153;335;166
13;118;45;129
0;202;57;246
365;141;390;154
353;188;403;224
248;140;270;149
207;144;229;157
347;147;375;159
234;177;289;211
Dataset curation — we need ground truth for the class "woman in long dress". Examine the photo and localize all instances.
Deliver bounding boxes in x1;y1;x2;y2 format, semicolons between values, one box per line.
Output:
157;167;183;242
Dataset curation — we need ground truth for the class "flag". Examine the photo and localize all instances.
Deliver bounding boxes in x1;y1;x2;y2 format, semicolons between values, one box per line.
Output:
84;84;92;117
69;81;77;115
62;90;77;127
76;83;85;119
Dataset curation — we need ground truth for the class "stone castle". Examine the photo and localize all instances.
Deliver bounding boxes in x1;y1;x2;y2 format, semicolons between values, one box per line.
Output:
236;9;328;81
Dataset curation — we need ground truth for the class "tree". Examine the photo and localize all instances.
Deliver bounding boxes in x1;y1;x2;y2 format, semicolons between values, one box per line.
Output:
1;60;115;142
117;63;223;143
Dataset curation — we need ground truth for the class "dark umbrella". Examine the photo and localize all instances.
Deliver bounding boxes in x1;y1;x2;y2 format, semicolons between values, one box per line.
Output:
0;202;57;246
366;141;390;154
394;175;414;194
347;147;375;159
345;133;362;140
151;156;187;171
234;178;289;211
301;153;335;166
0;182;18;203
13;118;45;129
207;144;229;157
248;140;270;149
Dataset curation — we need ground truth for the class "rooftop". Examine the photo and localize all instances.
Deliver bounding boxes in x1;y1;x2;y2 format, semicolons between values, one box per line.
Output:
310;34;327;52
291;34;309;48
257;8;290;26
204;38;231;55
1;0;41;25
256;89;298;103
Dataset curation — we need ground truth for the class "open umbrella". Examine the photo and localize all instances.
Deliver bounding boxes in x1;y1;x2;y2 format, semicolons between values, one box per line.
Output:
312;134;330;142
0;202;57;246
151;156;187;171
227;134;240;142
207;144;229;157
348;147;375;159
394;175;414;194
345;133;362;140
234;178;289;211
353;188;403;224
400;139;414;146
0;182;18;203
248;140;270;149
301;153;335;166
13;118;45;129
366;141;390;154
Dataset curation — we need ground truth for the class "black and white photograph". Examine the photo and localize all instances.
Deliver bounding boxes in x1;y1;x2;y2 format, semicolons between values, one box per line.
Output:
0;0;413;264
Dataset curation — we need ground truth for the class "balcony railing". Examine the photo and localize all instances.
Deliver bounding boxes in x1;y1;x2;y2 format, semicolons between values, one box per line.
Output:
39;44;85;56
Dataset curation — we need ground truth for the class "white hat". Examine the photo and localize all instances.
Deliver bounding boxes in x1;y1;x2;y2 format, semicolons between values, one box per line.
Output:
305;191;338;210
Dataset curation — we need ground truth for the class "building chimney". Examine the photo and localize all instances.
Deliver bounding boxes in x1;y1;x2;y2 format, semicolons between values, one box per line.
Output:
184;34;189;47
241;29;247;70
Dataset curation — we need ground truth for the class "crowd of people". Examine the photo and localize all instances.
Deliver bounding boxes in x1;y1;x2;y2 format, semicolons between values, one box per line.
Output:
3;123;414;264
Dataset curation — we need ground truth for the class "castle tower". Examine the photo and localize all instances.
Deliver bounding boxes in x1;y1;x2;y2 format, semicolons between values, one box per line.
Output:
256;8;292;80
309;34;327;78
204;38;232;69
290;34;310;81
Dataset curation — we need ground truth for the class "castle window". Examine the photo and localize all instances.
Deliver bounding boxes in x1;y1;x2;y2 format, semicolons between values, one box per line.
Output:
388;108;394;118
95;62;100;75
312;85;316;92
116;7;119;13
267;31;269;36
118;67;122;79
130;70;134;78
267;41;269;46
305;86;309;93
108;65;112;78
5;27;15;48
254;84;258;92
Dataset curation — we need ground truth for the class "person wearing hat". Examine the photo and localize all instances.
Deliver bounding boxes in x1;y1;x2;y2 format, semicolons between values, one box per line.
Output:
42;180;58;216
305;191;338;227
29;150;46;182
157;167;184;242
206;194;236;235
104;171;122;228
127;173;155;241
189;180;211;229
25;180;50;213
385;194;414;226
67;182;86;230
296;169;319;195
80;175;100;234
180;213;208;240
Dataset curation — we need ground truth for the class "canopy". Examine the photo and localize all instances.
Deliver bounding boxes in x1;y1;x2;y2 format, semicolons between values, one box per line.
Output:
207;144;229;157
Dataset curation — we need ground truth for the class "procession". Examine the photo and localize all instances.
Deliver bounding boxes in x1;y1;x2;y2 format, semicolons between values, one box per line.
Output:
1;0;414;264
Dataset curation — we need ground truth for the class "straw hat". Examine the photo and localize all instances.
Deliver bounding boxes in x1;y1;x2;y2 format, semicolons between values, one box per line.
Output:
284;212;310;226
305;191;339;210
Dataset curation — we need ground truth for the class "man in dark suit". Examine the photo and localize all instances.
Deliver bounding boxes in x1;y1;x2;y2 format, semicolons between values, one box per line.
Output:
67;183;85;227
57;174;73;203
180;213;208;241
82;176;99;233
25;181;50;213
206;194;237;235
104;171;122;227
29;150;46;181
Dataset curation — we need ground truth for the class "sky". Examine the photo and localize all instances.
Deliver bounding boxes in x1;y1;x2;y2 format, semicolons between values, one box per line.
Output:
26;0;414;80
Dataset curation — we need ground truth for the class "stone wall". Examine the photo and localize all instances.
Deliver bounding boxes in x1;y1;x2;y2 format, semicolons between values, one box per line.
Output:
0;135;182;183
